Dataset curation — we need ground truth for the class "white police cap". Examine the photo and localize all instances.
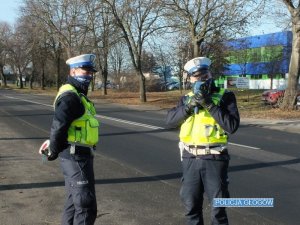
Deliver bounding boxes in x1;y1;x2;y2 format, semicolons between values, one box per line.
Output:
66;54;97;72
184;57;211;75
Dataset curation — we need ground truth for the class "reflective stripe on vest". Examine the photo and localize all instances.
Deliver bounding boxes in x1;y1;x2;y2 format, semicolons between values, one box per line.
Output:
54;84;99;146
179;89;227;145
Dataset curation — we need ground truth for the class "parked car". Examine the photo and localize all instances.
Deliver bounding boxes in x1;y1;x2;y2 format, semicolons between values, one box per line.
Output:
158;81;180;91
261;89;300;107
261;89;285;106
166;81;180;91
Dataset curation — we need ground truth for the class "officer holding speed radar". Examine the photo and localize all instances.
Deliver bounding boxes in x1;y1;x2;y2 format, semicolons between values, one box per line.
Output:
166;57;240;225
41;54;99;225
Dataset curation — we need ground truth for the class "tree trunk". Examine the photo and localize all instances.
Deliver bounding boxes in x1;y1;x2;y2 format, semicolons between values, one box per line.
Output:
30;77;33;89
163;67;167;91
0;69;7;87
270;74;273;90
138;69;146;102
280;20;300;110
91;74;95;92
102;69;108;96
55;43;62;91
56;56;61;91
193;38;199;58
18;66;24;89
19;73;23;89
41;67;45;90
3;74;7;86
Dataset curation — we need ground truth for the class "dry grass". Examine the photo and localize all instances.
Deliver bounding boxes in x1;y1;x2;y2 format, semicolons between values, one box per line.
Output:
3;85;300;120
91;90;186;109
92;89;300;120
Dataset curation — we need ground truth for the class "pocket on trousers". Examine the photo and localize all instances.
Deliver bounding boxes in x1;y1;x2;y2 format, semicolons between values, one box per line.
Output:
72;183;96;209
182;158;194;172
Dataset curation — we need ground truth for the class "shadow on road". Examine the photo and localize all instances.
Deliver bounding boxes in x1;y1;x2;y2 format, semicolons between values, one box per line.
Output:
0;113;53;117
229;158;300;172
0;137;48;141
0;172;182;191
2;158;299;191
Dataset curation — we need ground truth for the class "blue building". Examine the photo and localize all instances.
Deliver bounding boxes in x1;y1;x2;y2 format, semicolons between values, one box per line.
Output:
222;31;292;89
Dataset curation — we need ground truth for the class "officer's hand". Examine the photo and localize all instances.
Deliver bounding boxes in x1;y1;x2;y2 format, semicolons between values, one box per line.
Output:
47;152;58;161
199;78;213;97
194;93;214;110
185;95;201;114
39;140;58;161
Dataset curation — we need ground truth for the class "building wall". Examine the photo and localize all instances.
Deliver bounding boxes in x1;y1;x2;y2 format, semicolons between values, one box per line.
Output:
222;31;293;89
222;78;286;89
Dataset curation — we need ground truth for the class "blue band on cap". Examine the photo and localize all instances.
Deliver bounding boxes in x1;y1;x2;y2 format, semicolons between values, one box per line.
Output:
70;62;94;69
188;65;209;74
199;64;209;69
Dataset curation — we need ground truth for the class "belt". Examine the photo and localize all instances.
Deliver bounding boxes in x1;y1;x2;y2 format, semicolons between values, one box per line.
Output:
70;144;95;155
182;143;227;156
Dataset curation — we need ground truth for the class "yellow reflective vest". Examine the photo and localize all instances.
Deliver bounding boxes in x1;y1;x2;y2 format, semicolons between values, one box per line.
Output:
179;89;227;146
54;84;99;146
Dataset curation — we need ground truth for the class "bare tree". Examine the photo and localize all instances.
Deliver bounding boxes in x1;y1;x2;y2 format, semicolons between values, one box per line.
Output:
30;28;52;89
153;45;172;91
22;0;93;90
150;32;191;91
164;0;265;57
8;23;33;89
84;0;118;94
24;0;91;57
109;41;131;88
175;40;191;91
199;30;229;78
0;22;12;87
141;50;157;74
279;0;300;110
103;0;167;102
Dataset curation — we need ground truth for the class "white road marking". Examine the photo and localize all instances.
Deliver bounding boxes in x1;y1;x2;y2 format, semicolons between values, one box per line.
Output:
4;95;53;108
2;94;260;150
95;114;164;130
229;142;260;150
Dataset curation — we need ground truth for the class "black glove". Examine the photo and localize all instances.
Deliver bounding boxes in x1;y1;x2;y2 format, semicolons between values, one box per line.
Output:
185;95;201;114
47;152;59;161
194;92;214;111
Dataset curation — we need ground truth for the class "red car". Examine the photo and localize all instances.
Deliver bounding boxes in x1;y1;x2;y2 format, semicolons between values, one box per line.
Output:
261;89;300;106
261;89;285;105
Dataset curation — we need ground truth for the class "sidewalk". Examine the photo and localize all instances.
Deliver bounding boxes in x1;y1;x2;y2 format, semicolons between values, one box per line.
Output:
241;118;300;134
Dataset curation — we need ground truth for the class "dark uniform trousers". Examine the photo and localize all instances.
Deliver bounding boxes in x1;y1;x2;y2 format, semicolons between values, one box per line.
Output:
180;157;229;225
60;156;97;225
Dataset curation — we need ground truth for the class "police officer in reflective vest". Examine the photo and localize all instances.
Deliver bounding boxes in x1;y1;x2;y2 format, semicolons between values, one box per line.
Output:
166;57;240;225
45;54;99;225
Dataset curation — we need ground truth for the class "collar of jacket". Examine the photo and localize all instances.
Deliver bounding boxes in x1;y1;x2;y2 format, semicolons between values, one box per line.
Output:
67;76;88;95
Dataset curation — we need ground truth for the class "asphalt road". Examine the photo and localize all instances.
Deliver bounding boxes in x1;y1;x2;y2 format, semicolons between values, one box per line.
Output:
0;89;299;225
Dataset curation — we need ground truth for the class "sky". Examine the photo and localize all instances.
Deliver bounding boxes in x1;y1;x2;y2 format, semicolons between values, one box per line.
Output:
0;0;285;37
0;0;21;25
249;22;283;37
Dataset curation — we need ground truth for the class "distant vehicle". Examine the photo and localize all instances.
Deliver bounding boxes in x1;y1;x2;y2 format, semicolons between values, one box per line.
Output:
97;82;118;89
158;81;180;91
261;89;285;106
166;81;180;91
261;89;300;107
